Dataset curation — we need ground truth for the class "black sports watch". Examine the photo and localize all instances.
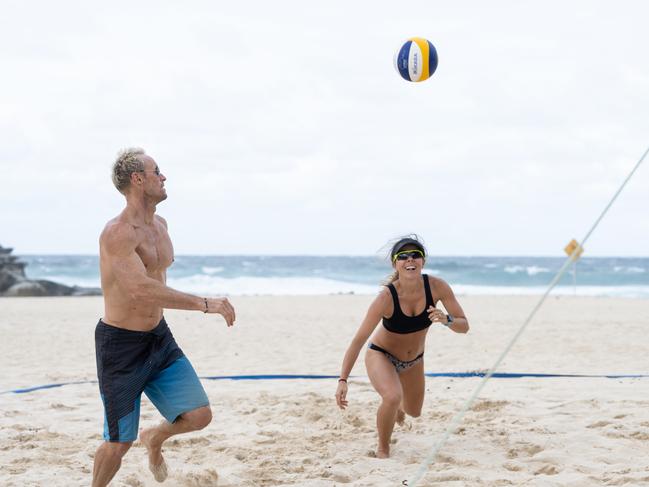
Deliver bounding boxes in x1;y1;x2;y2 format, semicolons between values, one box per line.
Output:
445;314;454;327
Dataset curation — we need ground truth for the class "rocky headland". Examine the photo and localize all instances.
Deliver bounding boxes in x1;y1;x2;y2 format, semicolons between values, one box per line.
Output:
0;245;101;297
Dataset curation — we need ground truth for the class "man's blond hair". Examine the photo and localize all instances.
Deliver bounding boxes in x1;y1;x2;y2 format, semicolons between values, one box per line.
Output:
112;147;146;193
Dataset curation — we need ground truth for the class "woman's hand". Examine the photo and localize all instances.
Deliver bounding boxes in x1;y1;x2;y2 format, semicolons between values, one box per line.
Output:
335;380;349;409
428;306;448;325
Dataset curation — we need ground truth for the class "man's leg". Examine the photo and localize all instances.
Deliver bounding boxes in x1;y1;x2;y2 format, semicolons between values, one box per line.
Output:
141;356;211;481
92;401;141;485
92;441;133;487
140;406;212;466
94;320;147;485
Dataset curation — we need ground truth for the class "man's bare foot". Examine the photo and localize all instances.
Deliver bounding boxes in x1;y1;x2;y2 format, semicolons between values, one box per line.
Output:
149;459;168;483
396;409;406;426
140;426;168;482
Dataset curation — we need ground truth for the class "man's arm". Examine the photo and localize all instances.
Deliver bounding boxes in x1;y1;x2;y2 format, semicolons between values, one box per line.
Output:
102;222;235;325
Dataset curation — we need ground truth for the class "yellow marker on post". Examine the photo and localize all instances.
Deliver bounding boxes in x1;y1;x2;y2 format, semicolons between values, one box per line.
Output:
564;239;584;261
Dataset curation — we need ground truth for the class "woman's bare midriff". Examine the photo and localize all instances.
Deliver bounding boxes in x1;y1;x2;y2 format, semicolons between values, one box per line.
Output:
370;326;428;361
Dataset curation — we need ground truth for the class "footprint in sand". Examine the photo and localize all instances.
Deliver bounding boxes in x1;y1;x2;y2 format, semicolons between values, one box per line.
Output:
123;474;145;487
507;443;543;459
50;402;75;410
254;438;275;445
331;470;352;483
436;454;457;465
348;415;363;428
587;420;611;429
630;431;649;440
185;436;211;446
535;464;559;475
182;468;220;487
471;400;508;412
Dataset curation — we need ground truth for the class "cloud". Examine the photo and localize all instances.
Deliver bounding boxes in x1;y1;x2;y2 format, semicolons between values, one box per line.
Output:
1;1;648;255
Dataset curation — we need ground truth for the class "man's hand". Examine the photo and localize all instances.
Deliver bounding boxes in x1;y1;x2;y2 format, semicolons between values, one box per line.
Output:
206;297;236;327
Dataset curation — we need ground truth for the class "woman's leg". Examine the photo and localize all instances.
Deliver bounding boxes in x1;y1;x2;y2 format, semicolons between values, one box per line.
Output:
398;359;425;418
365;349;402;458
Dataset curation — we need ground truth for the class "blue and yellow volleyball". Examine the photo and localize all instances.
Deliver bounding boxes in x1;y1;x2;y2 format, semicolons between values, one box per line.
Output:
394;37;438;82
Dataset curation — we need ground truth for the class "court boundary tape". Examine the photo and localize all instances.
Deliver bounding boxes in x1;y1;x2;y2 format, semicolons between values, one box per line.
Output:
2;371;649;395
405;144;649;486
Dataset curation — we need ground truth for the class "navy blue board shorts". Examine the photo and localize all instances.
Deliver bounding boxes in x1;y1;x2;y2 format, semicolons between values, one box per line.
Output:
95;318;209;442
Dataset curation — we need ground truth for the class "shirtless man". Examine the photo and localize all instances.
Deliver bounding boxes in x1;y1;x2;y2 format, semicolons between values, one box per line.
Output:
92;148;235;486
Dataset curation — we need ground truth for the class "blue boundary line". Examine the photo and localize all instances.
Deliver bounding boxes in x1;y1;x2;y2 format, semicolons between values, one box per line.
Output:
2;372;648;395
425;372;649;379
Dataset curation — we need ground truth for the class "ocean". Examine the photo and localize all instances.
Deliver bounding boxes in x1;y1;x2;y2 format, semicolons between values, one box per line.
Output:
18;255;649;298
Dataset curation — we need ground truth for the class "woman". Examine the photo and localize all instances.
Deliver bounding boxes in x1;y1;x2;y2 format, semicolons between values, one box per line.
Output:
335;236;469;458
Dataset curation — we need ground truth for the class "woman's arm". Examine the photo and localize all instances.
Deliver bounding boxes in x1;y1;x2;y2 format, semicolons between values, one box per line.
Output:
429;277;469;334
335;289;389;409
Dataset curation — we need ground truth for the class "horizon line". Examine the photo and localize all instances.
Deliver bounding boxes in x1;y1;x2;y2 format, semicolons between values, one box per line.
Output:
13;252;649;259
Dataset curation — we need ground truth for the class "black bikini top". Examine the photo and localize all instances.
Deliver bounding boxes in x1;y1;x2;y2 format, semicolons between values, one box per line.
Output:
382;274;435;334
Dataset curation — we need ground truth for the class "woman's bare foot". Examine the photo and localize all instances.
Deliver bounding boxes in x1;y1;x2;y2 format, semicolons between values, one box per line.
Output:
376;447;390;459
140;426;168;482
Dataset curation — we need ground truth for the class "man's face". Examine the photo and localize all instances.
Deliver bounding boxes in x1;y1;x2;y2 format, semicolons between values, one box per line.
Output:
140;155;167;203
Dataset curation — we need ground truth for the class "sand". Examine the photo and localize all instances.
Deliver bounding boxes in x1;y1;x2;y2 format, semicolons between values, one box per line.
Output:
1;295;649;486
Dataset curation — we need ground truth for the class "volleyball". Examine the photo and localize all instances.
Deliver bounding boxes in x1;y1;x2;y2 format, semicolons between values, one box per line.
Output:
394;37;438;82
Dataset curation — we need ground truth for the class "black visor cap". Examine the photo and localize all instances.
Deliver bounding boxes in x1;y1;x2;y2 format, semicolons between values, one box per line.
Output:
391;238;425;258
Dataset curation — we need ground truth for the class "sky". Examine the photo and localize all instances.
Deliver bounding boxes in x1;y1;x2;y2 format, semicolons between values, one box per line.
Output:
1;1;648;256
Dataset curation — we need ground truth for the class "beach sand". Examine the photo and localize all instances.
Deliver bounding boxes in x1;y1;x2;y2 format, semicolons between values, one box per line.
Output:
1;295;649;486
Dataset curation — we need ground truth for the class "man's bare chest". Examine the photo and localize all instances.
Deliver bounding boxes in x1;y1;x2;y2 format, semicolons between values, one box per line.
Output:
135;226;174;272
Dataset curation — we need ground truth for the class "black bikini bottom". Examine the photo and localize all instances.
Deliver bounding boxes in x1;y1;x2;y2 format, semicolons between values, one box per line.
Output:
368;342;423;373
